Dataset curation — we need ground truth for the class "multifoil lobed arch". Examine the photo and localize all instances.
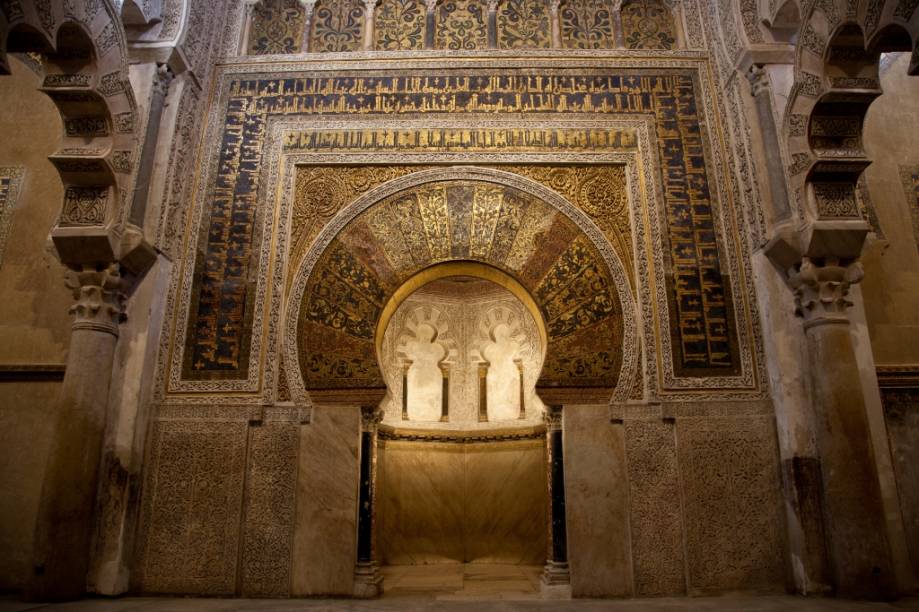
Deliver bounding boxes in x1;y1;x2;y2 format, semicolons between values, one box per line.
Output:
285;166;638;407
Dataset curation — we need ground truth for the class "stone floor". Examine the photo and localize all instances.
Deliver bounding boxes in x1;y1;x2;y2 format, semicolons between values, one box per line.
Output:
2;564;918;611
383;563;543;600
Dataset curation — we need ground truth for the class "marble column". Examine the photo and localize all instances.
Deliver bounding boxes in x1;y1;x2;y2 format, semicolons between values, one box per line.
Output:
298;0;317;52
362;0;378;51
27;264;126;601
238;0;260;55
424;0;438;48
789;257;896;598
487;0;499;49
401;360;411;421
478;362;489;422
746;64;792;224
439;363;450;422
541;405;571;597
549;0;562;49
353;406;383;598
515;359;525;419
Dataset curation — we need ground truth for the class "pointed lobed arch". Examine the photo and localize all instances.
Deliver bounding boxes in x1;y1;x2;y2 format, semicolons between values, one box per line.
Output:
285;166;638;407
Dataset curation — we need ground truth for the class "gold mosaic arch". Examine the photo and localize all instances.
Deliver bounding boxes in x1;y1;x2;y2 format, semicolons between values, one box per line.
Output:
286;167;638;406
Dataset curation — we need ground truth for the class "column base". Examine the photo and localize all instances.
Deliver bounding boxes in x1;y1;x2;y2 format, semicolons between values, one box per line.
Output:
352;561;383;599
540;560;571;599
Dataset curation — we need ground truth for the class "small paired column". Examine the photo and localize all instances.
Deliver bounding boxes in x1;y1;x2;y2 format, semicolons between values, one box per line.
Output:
541;405;571;596
238;0;260;55
439;362;450;422
362;0;378;51
401;360;411;421
298;0;317;52
424;0;438;48
353;405;384;598
487;0;499;48
477;361;489;422
549;0;562;49
515;359;525;419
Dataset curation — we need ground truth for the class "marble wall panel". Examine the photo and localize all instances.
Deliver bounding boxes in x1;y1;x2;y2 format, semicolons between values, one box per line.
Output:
291;405;360;595
136;420;248;595
379;439;546;565
563;405;633;597
881;387;919;574
676;417;785;594
380;441;466;564
623;419;686;596
464;440;547;565
240;422;299;597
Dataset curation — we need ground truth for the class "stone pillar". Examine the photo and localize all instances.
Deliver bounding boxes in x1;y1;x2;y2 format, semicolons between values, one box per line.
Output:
362;0;378;51
128;63;173;227
541;405;571;598
789;257;896;598
298;0;317;52
478;362;489;422
487;0;499;49
353;406;383;598
746;64;792;224
439;362;450;422
27;264;126;601
515;359;525;419
424;0;438;49
238;0;260;55
549;0;562;49
401;360;411;421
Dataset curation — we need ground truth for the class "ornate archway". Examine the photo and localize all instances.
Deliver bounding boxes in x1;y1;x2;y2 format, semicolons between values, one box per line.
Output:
285;166;638;407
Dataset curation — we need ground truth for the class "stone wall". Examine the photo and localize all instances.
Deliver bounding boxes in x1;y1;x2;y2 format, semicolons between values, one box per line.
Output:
0;56;73;591
861;52;919;365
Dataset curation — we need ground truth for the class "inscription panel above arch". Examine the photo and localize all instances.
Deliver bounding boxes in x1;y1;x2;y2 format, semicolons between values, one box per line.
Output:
164;62;762;404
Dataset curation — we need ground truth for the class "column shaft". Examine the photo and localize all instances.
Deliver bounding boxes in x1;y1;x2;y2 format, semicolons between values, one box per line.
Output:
790;258;895;597
478;363;488;422
353;406;383;598
28;265;125;601
805;320;895;596
541;405;570;595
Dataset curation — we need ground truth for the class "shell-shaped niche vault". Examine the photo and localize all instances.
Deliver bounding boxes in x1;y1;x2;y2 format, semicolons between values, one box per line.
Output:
294;177;627;404
379;276;545;429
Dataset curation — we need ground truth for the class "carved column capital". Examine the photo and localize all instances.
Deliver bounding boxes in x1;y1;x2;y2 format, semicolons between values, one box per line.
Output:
549;0;561;14
153;62;174;97
746;63;771;98
360;405;383;431
487;0;499;13
788;256;863;329
298;0;316;17
544;404;562;431
424;0;438;11
65;263;126;336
